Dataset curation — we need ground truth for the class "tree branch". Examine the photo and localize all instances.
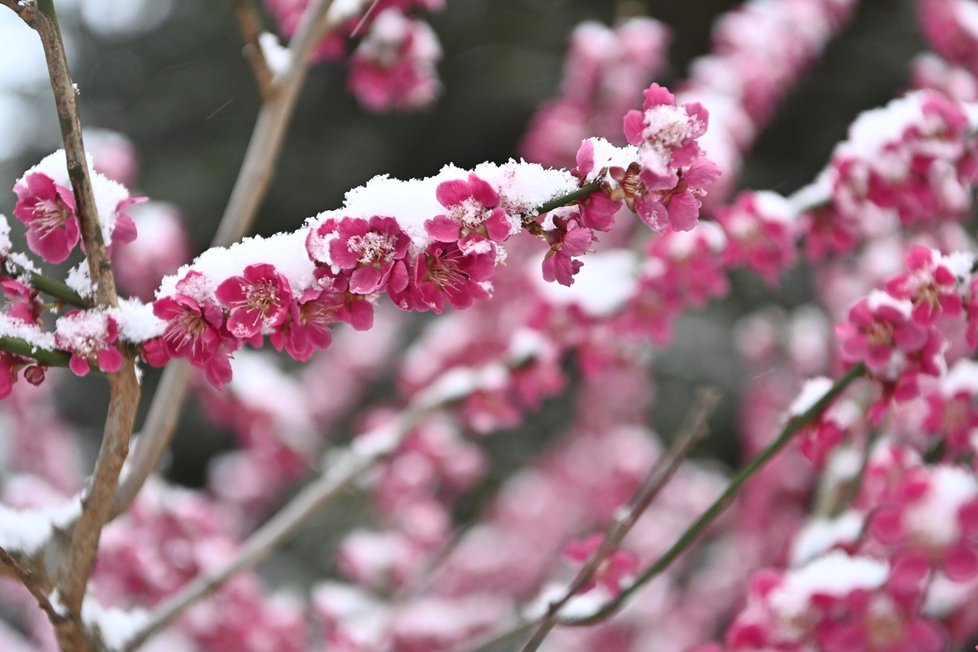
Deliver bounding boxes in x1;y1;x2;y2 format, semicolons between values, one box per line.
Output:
558;363;866;627
234;0;274;101
518;388;721;652
111;0;338;521
25;0;142;632
3;258;87;307
123;398;433;651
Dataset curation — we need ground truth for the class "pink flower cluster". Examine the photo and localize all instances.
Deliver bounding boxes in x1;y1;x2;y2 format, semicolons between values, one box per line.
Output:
12;151;141;264
521;18;670;168
263;0;444;111
801;91;978;260
144;82;718;386
347;8;442;111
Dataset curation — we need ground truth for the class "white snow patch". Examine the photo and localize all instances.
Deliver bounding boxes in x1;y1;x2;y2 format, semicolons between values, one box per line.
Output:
66;262;94;300
532;249;638;317
787;376;834;417
790;511;865;564
769;551;888;619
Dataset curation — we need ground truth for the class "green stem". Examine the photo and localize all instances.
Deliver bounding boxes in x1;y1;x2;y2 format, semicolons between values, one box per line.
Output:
0;336;70;367
4;259;87;308
534;181;603;216
560;362;866;627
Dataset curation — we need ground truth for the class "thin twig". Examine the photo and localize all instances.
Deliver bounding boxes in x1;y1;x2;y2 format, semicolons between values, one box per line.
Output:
3;258;87;307
234;0;274;101
110;0;338;519
123;400;433;651
558;363;866;627
517;388;721;652
0;546;58;621
26;0;142;628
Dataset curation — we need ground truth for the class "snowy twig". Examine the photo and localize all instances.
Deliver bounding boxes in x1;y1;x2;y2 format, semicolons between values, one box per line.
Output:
22;0;142;632
0;335;71;367
517;388;721;652
558;363;866;628
3;258;87;307
234;0;274;101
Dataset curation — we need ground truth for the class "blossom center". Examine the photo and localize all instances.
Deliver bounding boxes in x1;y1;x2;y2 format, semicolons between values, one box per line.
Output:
348;232;397;265
31;198;70;235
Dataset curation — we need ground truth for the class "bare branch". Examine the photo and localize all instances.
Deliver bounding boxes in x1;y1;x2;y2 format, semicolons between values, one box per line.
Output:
109;360;192;519
558;363;866;628
517;388;721;652
124;399;432;651
234;0;274;101
24;0;142;628
112;0;338;519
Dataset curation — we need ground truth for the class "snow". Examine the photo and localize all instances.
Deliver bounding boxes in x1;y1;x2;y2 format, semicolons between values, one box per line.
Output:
533;249;638;317
903;465;978;545
157;230;314;301
786;376;833;417
942;359;978;396
789;511;864;564
110;298;165;342
0;214;10;254
81;599;148;651
0;496;80;554
768;551;888;618
258;32;292;77
866;288;912;317
579;137;640;182
0;312;56;351
752;190;795;223
836;93;925;161
66;262;94;300
326;0;371;25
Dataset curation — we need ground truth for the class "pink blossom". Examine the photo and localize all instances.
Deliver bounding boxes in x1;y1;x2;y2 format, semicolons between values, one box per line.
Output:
347;10;442;112
215;263;294;340
541;213;592;286
308;216;410;295
54;311;123;377
12;172;80;264
393;242;495;313
269;289;336;361
153;272;237;386
635;158;721;232
623;83;709;177
885;245;963;327
426;173;512;246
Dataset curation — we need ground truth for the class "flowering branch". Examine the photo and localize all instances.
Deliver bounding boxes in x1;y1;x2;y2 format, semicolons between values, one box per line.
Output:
3;259;86;307
558;362;867;628
518;387;721;652
17;0;142;633
0;336;71;367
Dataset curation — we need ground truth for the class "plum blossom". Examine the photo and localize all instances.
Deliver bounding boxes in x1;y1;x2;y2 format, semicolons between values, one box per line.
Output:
426;174;513;248
541;210;593;287
215;263;294;341
347;9;442;112
54;311;123;377
623;83;709;180
12;173;79;264
307;216;410;295
152;272;237;386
